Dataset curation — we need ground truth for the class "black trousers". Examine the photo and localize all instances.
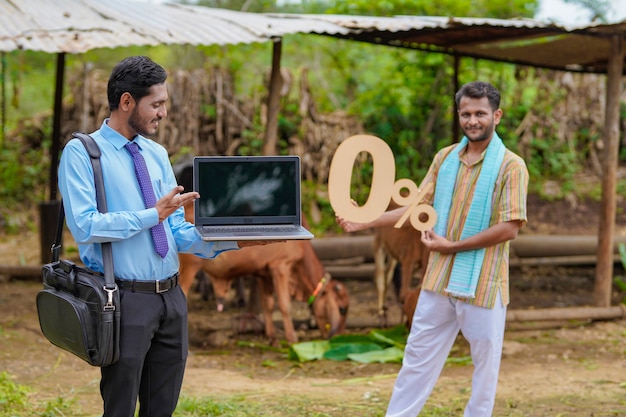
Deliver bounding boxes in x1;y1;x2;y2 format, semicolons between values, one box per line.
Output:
100;285;188;417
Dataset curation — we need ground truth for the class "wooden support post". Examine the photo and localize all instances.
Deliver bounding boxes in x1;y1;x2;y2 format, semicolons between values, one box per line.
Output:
263;38;283;156
452;54;460;143
40;52;66;264
49;52;65;201
594;34;623;307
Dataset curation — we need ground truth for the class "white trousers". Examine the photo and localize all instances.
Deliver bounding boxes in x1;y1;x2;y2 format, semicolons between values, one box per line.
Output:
385;289;507;417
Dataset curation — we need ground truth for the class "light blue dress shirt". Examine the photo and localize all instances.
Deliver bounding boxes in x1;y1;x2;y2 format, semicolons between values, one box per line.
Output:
58;120;239;281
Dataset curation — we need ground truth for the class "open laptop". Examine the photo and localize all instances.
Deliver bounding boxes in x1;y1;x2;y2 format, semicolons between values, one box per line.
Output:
193;155;314;241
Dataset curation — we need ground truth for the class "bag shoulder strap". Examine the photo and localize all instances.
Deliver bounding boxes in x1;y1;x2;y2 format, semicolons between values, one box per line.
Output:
73;132;108;213
54;132;115;289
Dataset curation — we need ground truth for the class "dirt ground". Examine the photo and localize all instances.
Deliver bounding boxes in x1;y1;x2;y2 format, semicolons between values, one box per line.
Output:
1;195;626;416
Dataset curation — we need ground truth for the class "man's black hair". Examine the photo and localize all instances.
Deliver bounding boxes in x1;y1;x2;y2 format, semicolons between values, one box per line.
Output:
107;56;167;111
455;81;501;111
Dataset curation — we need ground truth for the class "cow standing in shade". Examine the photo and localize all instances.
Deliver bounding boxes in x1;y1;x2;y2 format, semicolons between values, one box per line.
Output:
373;225;428;327
177;197;348;344
198;237;349;344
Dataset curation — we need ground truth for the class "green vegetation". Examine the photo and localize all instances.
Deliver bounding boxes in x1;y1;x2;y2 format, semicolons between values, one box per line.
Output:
0;374;461;417
0;372;30;416
289;326;474;366
0;371;78;417
175;395;387;417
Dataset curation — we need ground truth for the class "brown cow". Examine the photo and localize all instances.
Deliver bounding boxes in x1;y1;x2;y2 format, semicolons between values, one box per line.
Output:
200;240;349;344
373;225;428;326
177;199;245;301
402;287;421;329
179;200;349;344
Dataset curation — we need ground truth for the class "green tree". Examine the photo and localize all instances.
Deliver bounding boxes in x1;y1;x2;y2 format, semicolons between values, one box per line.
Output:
286;0;539;180
323;0;537;18
181;0;278;12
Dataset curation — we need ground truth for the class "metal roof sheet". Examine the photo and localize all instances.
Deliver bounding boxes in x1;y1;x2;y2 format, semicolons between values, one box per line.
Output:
2;1;625;74
0;0;349;54
273;13;626;74
267;14;568;33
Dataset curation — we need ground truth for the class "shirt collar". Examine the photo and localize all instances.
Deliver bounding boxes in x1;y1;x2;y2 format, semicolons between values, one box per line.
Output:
458;137;492;166
100;119;147;150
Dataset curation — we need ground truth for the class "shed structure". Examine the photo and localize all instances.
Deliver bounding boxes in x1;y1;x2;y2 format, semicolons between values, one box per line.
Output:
0;1;624;306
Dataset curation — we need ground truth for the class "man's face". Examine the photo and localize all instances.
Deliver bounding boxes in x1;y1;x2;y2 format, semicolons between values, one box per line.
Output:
128;83;168;137
457;96;502;143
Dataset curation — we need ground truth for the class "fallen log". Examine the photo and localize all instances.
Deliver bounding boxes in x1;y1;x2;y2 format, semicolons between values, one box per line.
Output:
0;265;41;281
344;305;626;329
325;264;374;280
311;235;374;260
511;254;621;266
506;304;626;322
512;234;626;258
324;254;622;280
312;234;626;262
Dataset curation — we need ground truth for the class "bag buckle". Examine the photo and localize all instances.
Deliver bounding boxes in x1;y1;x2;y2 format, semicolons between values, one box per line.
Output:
50;243;62;263
103;285;118;311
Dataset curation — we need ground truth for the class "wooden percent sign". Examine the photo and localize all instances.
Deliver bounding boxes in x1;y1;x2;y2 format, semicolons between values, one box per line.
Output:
328;135;437;231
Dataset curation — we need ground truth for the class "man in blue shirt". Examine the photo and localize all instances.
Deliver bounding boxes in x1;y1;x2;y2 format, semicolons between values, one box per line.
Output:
58;56;265;417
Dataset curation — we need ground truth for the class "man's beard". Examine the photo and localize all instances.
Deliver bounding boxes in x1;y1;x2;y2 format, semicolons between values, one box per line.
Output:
128;107;159;137
466;132;491;142
464;120;494;142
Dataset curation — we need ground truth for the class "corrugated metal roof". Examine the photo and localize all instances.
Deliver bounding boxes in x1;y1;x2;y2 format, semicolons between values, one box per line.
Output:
268;14;570;33
271;13;626;74
0;0;349;54
1;1;625;74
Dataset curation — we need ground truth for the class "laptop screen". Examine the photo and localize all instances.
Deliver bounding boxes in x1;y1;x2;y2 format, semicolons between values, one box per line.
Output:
193;156;302;226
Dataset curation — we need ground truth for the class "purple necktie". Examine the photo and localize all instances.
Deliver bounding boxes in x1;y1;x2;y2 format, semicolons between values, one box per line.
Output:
125;142;169;258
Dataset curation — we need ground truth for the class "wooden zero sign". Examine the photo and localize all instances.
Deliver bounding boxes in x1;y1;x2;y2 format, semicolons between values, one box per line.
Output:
328;134;437;231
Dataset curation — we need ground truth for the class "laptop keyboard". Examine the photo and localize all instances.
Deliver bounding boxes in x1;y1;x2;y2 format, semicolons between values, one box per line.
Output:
202;225;300;234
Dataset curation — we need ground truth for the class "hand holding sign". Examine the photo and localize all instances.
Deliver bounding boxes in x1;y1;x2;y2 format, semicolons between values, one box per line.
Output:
329;135;436;232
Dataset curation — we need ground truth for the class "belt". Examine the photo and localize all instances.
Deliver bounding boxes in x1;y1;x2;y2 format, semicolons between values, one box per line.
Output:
116;273;179;294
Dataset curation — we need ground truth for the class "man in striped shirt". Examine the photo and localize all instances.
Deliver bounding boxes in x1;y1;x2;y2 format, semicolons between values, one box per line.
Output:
336;81;528;416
